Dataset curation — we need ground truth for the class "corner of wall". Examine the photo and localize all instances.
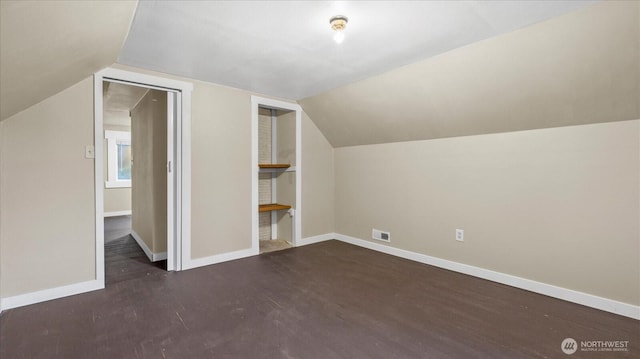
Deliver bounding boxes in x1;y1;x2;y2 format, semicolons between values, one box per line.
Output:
299;109;337;237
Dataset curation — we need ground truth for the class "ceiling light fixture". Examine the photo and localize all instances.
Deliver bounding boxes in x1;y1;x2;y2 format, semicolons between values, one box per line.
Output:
330;15;348;44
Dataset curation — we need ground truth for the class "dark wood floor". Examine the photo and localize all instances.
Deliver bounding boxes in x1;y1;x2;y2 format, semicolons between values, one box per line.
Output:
1;239;637;358
104;215;165;285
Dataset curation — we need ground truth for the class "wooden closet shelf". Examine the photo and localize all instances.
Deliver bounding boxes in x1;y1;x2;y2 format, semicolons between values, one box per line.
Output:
259;203;292;212
258;164;291;169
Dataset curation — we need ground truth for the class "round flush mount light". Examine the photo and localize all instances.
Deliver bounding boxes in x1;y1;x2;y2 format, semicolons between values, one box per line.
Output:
330;15;348;44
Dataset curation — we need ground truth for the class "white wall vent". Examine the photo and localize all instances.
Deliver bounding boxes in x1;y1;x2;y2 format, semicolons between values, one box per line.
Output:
372;229;391;242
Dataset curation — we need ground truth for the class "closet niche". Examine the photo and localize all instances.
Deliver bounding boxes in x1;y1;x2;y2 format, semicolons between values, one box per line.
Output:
258;107;296;253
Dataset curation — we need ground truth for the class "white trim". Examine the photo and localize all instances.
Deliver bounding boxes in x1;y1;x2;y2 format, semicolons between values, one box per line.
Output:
104;130;131;188
250;96;302;255
104;210;132;217
98;68;194;93
297;233;335;247
105;181;131;188
251;98;260;254
131;230;153;261
105;130;130;138
154;252;168;261
95;68;193;279
333;233;640;320
183;248;258;271
130;230;167;262
94;75;105;289
1;280;103;311
270;110;278;240
180;90;190;270
294;105;302;247
166;91;176;271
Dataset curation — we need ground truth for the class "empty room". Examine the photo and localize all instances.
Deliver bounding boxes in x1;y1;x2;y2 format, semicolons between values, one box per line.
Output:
0;1;638;358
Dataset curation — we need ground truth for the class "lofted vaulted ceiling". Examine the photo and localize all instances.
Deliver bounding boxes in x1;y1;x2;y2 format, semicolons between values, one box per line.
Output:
2;1;636;147
118;0;596;101
300;0;640;147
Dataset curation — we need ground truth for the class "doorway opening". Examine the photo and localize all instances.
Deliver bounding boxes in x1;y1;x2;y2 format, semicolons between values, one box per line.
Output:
102;82;169;283
94;68;193;287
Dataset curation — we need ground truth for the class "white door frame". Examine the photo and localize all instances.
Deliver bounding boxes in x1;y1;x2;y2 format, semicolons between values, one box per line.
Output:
94;68;193;286
166;91;176;270
251;96;302;252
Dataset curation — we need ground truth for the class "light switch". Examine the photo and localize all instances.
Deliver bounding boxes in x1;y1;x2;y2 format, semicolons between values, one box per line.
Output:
85;145;95;159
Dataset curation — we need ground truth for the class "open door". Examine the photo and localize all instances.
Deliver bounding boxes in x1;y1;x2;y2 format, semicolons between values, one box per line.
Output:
167;91;180;271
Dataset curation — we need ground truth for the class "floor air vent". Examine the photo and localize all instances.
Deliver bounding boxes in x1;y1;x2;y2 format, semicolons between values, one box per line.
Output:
372;229;391;242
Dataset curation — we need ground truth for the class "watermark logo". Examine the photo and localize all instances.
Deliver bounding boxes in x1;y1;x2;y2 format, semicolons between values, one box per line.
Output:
561;338;577;355
561;338;630;355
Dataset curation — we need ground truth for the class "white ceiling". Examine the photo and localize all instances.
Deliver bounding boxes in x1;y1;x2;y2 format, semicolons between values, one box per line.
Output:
118;0;597;101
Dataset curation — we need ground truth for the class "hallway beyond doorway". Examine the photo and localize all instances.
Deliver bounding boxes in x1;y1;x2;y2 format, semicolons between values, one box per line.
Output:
104;215;165;285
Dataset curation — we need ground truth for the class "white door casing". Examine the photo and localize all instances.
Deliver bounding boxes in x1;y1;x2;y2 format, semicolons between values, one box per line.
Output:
94;68;193;286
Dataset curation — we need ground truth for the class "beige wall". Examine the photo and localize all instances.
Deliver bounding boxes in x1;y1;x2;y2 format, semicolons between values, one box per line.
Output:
334;120;640;306
0;61;633;312
301;111;334;238
0;77;95;297
189;80;254;257
188;77;338;255
131;90;167;254
103;124;132;214
0;64;335;299
104;188;132;214
109;64;337;255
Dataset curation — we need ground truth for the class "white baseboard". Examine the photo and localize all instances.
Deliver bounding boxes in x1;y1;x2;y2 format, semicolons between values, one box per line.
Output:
183;247;258;270
3;233;635;320
182;233;336;271
152;252;167;261
333;233;640;320
0;280;103;312
131;230;167;262
297;233;336;247
104;210;132;217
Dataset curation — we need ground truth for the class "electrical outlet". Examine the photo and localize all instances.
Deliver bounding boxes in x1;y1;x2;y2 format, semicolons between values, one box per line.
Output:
456;229;464;242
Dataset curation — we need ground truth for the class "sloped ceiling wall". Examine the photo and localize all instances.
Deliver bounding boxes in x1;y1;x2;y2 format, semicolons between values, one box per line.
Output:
0;0;138;121
300;1;640;147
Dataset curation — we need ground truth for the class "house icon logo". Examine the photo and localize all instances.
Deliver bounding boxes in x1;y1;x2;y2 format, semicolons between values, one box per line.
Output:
562;338;578;355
